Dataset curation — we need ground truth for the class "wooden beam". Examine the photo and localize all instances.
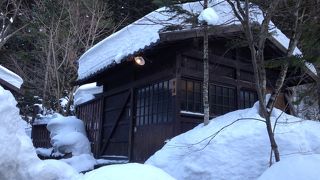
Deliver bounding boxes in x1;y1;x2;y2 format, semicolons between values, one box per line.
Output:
128;88;134;161
159;25;243;43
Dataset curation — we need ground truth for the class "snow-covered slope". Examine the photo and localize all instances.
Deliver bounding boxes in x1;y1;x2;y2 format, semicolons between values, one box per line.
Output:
146;102;320;180
0;65;23;89
78;0;304;81
0;85;81;180
83;163;175;180
258;154;320;180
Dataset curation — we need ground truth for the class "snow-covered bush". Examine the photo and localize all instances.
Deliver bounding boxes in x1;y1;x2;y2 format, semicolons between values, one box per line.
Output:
47;114;96;172
146;102;320;180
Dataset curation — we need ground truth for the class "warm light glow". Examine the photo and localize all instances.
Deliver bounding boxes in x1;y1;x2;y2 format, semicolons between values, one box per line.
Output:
134;56;145;65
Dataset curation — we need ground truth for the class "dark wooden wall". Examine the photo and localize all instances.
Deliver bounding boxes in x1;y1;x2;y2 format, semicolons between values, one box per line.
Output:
76;97;104;158
76;37;291;162
32;124;51;148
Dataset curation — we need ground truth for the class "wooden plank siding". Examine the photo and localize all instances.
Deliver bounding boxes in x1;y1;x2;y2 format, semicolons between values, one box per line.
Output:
75;36;309;162
76;97;104;158
31;124;51;148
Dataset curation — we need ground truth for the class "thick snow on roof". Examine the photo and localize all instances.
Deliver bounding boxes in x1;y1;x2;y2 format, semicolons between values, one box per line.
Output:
74;82;103;106
78;0;307;81
198;7;219;25
0;65;23;89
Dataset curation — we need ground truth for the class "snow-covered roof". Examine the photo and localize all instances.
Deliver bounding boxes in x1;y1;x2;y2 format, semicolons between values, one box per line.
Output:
77;0;308;81
0;65;23;89
74;82;103;106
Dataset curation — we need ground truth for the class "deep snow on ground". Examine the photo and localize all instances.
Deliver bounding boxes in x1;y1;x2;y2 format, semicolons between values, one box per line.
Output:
146;102;320;180
2;81;320;179
258;154;320;180
0;86;81;180
83;163;175;180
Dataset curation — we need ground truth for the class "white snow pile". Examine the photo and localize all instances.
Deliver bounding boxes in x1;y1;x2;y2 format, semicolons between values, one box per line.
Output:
74;82;103;106
0;85;81;180
198;7;219;25
146;102;320;180
78;0;310;80
47;114;96;172
0;65;23;89
258;154;320;180
83;163;175;180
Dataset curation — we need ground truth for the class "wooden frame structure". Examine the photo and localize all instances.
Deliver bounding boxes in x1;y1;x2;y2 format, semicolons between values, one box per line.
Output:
76;29;315;162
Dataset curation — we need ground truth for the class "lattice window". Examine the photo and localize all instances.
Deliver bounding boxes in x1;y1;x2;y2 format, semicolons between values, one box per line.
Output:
210;84;236;115
136;80;173;126
240;90;257;109
180;79;203;113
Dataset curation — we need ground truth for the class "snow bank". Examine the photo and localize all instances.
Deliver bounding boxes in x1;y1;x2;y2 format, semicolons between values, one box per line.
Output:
74;82;102;106
83;163;175;180
0;65;23;89
0;85;81;180
62;154;96;173
47;114;96;171
36;147;53;157
146;102;320;180
258;154;320;180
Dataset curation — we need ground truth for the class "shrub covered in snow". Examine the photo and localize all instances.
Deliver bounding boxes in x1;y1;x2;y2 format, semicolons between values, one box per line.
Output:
46;114;96;172
146;102;320;180
0;85;81;180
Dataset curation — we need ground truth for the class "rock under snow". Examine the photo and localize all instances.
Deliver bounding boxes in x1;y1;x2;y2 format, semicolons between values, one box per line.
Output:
258;154;320;180
74;82;103;106
83;163;175;180
198;7;219;25
0;85;81;180
47;114;96;172
146;102;320;180
0;65;23;89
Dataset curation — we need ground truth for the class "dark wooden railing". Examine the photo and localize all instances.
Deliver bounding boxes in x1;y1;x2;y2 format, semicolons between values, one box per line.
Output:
32;124;51;148
76;97;104;158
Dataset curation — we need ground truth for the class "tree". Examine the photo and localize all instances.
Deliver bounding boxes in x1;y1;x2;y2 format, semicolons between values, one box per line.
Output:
0;0;27;50
0;0;115;117
225;0;309;163
202;0;210;125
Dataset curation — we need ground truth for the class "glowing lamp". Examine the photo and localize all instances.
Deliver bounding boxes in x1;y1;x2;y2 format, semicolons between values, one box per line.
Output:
134;56;145;65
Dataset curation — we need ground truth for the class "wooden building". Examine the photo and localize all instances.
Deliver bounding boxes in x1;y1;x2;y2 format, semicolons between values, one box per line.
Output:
75;2;315;162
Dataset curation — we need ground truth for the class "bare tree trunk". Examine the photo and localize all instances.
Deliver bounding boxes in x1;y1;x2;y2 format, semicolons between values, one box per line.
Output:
203;0;210;126
226;0;281;163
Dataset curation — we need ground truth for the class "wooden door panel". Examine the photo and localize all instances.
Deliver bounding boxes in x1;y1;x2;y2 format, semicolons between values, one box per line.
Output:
100;90;131;158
